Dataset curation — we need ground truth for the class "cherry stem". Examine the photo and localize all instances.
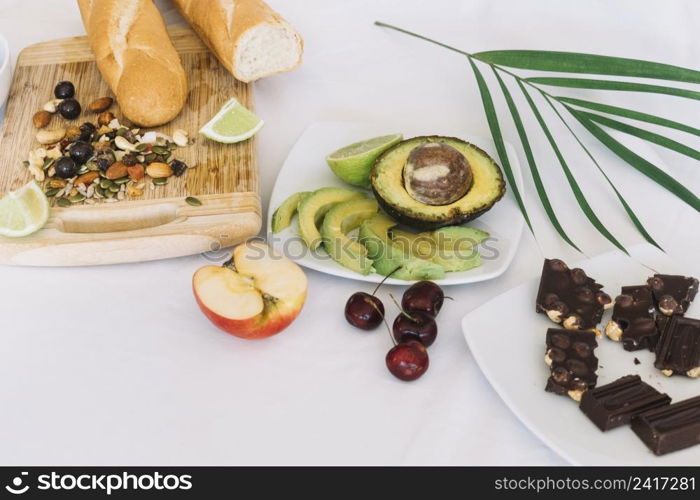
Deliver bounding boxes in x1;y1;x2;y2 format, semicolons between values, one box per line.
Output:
372;266;401;295
389;293;416;322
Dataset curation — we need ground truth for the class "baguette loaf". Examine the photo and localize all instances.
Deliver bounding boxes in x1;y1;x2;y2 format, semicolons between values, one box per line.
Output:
77;0;188;127
172;0;303;82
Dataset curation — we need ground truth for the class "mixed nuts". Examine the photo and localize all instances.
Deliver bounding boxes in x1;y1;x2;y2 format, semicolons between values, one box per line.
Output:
23;80;195;206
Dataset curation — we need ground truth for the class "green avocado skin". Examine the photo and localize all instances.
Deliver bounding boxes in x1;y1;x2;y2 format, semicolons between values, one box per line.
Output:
371;136;506;230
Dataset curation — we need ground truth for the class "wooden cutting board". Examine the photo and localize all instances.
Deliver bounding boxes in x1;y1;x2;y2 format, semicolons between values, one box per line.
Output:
0;27;261;266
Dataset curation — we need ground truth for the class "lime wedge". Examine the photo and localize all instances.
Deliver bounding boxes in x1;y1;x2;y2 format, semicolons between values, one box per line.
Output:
326;134;403;188
0;181;50;238
199;97;264;144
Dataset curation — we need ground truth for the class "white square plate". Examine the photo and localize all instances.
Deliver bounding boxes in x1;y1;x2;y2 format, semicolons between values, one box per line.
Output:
462;244;700;465
266;121;525;285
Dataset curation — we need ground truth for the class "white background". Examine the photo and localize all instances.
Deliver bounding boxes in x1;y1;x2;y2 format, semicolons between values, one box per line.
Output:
0;0;698;465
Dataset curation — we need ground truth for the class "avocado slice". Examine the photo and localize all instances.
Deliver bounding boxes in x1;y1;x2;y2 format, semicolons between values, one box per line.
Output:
298;187;365;250
371;136;505;230
358;214;445;281
321;198;378;275
431;226;490;250
271;191;310;233
391;228;482;272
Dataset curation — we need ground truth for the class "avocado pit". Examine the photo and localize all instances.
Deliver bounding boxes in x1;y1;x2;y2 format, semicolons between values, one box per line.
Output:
403;142;473;205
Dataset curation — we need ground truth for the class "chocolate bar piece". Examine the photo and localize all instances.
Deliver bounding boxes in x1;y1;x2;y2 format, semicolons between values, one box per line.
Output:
545;328;598;401
654;315;700;377
632;396;700;456
579;375;671;431
536;259;612;331
604;286;658;351
647;274;698;316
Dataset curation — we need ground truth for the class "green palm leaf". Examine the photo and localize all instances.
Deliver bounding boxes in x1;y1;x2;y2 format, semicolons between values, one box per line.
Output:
475;50;700;83
527;77;700;100
492;69;580;251
578;111;700;161
568;107;700;212
467;58;533;234
558;97;700;137
540;96;662;250
519;82;628;254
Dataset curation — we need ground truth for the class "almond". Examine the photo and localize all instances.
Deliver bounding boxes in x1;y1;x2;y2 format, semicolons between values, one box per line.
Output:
97;111;115;127
33;110;51;129
75;171;99;186
127;164;145;181
105;161;128;180
88;96;113;113
146;162;173;179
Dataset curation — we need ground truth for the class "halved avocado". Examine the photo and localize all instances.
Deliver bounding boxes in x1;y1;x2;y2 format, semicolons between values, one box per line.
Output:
321;198;378;275
298;187;365;250
271;191;310;233
391;228;482;272
358;214;445;281
371;136;506;230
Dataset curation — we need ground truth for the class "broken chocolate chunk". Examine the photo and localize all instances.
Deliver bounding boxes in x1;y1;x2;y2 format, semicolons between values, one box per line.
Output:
536;259;610;330
545;328;599;401
654;315;700;377
632;395;700;456
604;286;658;351
579;375;671;431
647;274;698;316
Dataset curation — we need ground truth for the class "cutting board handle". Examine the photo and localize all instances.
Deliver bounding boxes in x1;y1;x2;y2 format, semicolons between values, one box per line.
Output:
54;203;180;234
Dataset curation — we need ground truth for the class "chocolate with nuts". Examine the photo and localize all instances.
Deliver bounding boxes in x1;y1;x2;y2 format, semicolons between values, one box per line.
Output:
604;285;658;351
654;315;700;377
536;259;611;331
631;395;700;456
545;328;599;401
647;274;698;316
579;375;671;431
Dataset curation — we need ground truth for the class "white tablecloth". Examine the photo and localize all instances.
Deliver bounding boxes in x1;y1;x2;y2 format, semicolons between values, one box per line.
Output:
0;0;698;465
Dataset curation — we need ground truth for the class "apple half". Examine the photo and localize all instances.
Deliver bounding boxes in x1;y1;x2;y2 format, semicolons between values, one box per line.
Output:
193;241;308;339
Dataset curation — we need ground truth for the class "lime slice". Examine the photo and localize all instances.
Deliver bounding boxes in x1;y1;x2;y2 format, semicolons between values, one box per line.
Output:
0;181;50;238
326;134;403;188
199;97;264;143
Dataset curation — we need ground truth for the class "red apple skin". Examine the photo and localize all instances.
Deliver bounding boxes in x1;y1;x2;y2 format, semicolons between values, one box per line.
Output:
193;281;305;340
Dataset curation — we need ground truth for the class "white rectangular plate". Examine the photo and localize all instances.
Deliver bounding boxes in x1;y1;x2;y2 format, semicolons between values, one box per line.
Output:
267;121;524;285
462;244;700;465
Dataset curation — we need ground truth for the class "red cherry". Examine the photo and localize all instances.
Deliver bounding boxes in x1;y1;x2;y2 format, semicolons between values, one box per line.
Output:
401;280;444;317
345;292;384;330
392;311;437;347
386;340;429;381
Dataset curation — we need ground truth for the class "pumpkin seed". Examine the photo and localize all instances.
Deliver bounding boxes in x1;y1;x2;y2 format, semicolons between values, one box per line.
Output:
109;185;120;193
45;188;59;197
152;145;169;155
144;152;157;163
69;194;86;203
56;197;71;207
152;177;168;186
105;189;115;198
113;176;131;185
85;160;98;171
94;185;105;198
185;196;202;207
135;143;149;152
22;160;30;168
100;179;114;189
116;127;128;137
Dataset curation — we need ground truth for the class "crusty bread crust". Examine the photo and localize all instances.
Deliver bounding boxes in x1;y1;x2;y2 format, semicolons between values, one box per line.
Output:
77;0;188;127
173;0;303;82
